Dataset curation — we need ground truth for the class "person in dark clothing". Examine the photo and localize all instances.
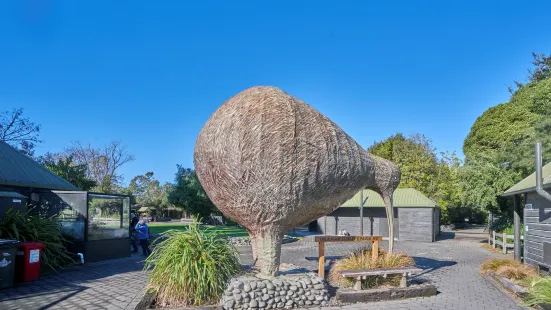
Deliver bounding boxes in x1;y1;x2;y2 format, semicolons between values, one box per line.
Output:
135;219;151;257
130;213;139;253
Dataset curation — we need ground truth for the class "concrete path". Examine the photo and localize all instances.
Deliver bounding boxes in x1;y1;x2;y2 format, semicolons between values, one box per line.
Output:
0;254;148;310
238;231;526;310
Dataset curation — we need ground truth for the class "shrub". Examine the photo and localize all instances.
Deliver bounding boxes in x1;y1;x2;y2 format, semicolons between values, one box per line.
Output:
496;265;537;282
480;258;537;283
144;217;242;307
524;277;551;306
480;258;517;274
489;215;513;233
329;248;414;289
0;208;75;272
501;223;524;235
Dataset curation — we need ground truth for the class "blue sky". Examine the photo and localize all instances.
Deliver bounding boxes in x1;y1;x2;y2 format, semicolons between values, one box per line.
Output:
1;1;550;185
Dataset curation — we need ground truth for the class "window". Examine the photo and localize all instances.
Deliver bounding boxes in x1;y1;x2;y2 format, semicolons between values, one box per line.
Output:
88;194;130;240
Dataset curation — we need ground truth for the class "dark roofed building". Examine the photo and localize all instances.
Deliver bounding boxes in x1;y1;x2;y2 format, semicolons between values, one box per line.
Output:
316;188;440;242
0;140;79;215
502;161;551;268
0;141;79;192
0;141;132;262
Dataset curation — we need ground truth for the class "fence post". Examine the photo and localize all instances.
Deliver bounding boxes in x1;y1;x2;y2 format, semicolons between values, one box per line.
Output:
503;232;507;254
492;231;496;249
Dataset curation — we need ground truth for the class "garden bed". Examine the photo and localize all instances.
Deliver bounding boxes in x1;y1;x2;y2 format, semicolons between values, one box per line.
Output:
484;272;527;298
335;283;437;303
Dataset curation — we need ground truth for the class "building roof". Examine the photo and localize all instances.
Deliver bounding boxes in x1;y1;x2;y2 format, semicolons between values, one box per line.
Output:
340;188;437;208
0;191;27;199
138;206;156;212
502;162;551;196
0;141;80;191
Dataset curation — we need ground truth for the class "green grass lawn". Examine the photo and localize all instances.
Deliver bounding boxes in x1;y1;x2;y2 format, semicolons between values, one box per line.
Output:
148;222;249;237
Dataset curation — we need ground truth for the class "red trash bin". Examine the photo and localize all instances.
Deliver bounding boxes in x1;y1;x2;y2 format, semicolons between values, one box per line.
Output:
15;242;46;282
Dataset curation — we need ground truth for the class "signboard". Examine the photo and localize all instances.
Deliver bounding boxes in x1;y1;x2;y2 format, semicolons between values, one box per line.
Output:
525;204;533;210
314;236;382;242
314;235;382;277
13;199;21;203
29;250;40;263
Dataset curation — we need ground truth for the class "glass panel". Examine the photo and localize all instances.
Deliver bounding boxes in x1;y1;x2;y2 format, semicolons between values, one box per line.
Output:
88;194;129;240
39;192;87;241
122;197;130;230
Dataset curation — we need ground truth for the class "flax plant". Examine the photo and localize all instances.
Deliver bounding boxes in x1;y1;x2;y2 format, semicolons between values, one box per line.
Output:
144;217;241;307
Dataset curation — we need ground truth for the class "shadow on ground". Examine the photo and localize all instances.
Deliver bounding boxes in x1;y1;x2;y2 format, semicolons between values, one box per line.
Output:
0;255;145;310
437;232;456;240
412;256;457;277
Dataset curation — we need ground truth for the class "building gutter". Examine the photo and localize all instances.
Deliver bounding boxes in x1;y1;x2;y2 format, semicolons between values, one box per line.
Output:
536;143;551;202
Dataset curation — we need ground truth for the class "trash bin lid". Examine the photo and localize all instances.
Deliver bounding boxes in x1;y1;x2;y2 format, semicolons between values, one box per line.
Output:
19;242;45;249
0;239;21;249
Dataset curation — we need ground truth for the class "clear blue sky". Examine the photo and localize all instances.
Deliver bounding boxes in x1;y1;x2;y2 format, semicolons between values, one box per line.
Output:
1;1;550;185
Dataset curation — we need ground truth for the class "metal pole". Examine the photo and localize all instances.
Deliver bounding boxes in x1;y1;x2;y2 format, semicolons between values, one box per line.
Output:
536;143;551;202
514;194;521;261
360;190;364;236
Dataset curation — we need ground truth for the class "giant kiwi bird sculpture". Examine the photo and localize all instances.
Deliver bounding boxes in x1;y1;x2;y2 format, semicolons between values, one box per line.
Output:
194;86;401;276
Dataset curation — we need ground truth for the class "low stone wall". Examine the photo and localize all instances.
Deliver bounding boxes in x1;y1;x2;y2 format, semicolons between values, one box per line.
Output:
336;284;437;303
227;235;299;247
220;274;329;309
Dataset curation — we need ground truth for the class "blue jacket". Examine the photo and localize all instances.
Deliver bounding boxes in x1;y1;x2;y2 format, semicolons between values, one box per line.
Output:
135;223;149;240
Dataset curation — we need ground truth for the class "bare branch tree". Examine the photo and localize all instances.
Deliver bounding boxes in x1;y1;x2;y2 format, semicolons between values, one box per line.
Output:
0;108;41;156
65;140;135;193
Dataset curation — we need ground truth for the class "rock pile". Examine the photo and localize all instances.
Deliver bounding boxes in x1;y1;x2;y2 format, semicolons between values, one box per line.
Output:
221;275;329;309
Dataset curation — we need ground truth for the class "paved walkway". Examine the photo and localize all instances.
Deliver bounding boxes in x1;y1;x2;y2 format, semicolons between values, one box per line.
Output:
239;230;525;310
0;254;148;310
0;229;526;310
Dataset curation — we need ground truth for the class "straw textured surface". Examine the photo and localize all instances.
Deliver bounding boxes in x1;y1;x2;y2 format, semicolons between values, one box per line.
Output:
194;86;400;276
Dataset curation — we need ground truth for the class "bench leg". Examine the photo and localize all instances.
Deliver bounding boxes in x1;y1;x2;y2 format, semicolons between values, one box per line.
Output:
354;277;362;290
400;273;408;288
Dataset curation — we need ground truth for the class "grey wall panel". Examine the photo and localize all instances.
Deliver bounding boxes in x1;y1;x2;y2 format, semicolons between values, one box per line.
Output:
399;208;434;242
433;208;440;240
524;192;551;268
316;206;436;242
525;240;543;250
378;208;399;238
330;208;383;236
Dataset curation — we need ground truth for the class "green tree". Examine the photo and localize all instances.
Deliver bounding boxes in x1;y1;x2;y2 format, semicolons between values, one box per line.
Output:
168;166;217;219
40;154;97;190
369;133;463;223
461;52;551;217
368;134;455;200
459;154;520;213
126;172;172;214
464;55;551;162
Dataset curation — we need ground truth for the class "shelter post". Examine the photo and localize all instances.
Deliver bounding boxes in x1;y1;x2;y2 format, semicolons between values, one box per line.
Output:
514;194;521;261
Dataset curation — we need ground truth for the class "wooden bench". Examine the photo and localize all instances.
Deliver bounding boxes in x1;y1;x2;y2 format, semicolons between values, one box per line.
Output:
339;267;423;290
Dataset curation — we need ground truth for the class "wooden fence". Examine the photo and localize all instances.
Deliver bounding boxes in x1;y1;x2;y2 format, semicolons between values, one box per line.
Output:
488;230;523;254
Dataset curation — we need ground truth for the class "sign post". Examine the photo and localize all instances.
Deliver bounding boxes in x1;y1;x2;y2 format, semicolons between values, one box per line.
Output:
314;236;383;277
